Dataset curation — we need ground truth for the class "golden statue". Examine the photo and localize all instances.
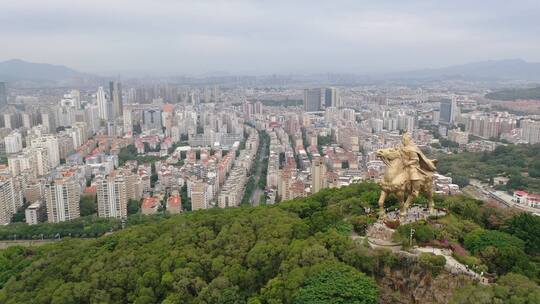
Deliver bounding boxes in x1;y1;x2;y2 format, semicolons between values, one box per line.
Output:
376;132;437;219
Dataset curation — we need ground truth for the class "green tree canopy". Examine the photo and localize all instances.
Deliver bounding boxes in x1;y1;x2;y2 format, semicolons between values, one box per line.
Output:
293;263;378;304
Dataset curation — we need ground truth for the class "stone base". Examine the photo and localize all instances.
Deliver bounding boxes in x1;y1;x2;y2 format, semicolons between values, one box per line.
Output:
383;206;447;225
366;221;402;250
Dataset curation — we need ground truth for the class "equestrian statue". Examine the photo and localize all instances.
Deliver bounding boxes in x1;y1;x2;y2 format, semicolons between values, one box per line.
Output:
376;132;438;219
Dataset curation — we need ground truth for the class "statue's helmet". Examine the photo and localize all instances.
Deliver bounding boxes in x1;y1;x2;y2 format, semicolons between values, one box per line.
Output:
402;131;411;144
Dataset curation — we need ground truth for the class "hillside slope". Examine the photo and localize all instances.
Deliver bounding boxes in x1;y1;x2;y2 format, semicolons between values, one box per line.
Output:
0;183;538;304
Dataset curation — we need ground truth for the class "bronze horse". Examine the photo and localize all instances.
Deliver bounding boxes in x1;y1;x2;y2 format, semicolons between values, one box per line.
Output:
376;147;436;219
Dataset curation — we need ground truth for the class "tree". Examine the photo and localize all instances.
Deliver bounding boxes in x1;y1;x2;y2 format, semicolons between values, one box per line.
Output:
504;213;540;256
127;199;140;215
451;273;540;304
293;263;378;304
79;195;97;217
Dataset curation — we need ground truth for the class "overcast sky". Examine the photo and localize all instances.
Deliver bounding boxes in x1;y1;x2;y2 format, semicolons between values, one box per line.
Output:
1;0;539;76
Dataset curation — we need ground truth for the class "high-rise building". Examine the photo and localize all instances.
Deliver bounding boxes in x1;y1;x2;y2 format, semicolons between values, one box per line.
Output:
96;173;127;219
123;108;132;134
84;105;100;134
25;200;46;225
70;90;81;109
439;98;457;125
0;82;7;107
0;175;23;225
522;119;540;144
31;136;60;168
4;131;23;154
97;86;108;121
311;156;327;194
109;81;123;119
304;88;322;112
142;109;163;131
45;175;80;223
190;178;208;210
325;87;339;108
40;111;57;133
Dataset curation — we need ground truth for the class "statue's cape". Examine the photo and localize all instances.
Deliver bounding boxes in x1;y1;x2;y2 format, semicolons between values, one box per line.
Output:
403;144;437;172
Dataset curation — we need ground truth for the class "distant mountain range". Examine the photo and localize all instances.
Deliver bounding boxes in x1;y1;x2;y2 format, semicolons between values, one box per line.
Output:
2;58;540;87
0;59;101;87
388;59;540;81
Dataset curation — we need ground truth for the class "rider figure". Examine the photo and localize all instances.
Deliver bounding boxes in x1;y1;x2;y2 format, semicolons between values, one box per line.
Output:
400;132;424;183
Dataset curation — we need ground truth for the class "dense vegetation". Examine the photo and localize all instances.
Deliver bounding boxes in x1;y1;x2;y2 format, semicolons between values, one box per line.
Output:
0;184;384;304
394;195;540;282
436;144;540;192
486;86;540;101
0;214;167;240
118;144;164;166
1;183;539;303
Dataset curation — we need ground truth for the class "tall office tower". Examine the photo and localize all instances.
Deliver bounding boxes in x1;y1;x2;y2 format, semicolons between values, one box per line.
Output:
0;82;7;107
96;173;127;219
109;81;123;119
325;87;338;108
4;131;23;154
45;175;80;223
31;136;60;168
0;175;23;225
123;108;132;134
303;88;322;112
70;90;81;109
439;98;457;125
96;86;109;120
311;156;327;194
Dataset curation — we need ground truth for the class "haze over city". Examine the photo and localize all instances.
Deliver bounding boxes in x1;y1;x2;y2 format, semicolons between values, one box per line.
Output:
1;1;540;304
2;0;540;76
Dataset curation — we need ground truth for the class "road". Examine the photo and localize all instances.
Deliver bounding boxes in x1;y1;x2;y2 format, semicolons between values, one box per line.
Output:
468;180;540;214
250;134;269;206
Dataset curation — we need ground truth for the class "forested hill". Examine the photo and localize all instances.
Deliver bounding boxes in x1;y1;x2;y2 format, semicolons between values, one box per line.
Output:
1;183;539;304
485;86;540;101
436;144;540;192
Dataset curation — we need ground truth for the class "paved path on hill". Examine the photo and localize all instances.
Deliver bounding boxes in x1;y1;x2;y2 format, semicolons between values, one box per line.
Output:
352;232;490;284
0;239;59;249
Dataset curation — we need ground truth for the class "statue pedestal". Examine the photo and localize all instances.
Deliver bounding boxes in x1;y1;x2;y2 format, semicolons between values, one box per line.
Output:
366;221;402;251
384;206;447;225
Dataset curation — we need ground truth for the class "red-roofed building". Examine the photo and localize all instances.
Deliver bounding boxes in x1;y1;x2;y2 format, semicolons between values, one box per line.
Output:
167;194;182;214
513;191;540;208
141;197;159;215
83;185;97;194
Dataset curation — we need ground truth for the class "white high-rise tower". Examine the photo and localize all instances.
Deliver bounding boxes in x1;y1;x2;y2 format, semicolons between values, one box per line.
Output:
97;86;108;120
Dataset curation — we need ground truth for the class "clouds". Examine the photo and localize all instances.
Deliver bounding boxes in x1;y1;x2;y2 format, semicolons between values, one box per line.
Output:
1;0;539;75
